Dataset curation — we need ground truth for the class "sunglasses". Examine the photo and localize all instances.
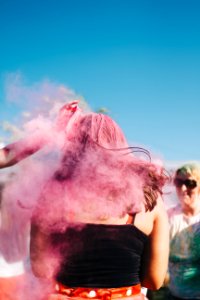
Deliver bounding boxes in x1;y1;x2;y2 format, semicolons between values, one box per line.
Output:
174;178;197;189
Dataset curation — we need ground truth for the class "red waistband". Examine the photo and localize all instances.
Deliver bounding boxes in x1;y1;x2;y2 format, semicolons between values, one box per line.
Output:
54;283;141;299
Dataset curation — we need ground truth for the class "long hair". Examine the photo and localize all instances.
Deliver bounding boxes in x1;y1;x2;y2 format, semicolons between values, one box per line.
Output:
54;109;167;213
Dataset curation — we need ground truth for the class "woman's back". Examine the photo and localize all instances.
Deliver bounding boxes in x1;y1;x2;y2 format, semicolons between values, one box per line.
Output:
31;195;169;290
51;222;148;288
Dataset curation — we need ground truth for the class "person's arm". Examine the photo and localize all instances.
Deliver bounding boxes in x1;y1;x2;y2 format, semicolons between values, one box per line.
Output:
0;143;37;169
0;147;16;168
0;101;79;169
0;134;47;169
30;223;58;279
30;223;49;277
140;196;169;290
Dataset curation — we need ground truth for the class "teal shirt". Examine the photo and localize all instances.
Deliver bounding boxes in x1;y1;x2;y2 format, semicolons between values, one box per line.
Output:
168;205;200;298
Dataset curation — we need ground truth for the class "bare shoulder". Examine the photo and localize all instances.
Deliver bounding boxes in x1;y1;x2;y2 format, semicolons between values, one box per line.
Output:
154;195;168;218
134;195;168;236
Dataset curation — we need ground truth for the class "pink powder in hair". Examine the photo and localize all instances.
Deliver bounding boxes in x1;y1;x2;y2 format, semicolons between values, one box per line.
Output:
1;101;164;299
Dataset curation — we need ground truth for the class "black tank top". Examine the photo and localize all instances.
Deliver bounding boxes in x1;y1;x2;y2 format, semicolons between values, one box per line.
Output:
51;223;148;288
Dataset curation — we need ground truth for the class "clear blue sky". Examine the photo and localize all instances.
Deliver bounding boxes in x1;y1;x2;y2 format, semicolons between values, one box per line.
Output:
0;0;200;162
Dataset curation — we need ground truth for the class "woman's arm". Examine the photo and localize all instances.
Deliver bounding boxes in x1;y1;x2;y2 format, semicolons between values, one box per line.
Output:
0;147;15;168
30;223;59;279
140;196;169;290
0;134;47;169
0;144;37;169
0;101;79;169
30;224;51;278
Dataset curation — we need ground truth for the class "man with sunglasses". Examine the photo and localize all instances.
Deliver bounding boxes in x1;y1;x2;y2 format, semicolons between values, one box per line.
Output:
167;162;200;299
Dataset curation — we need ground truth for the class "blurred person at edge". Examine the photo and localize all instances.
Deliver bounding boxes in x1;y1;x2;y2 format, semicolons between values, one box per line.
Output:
167;163;200;299
0;101;169;300
0;178;30;300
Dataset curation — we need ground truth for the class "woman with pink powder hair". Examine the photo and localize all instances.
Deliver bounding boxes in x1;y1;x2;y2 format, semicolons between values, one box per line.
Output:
0;101;169;300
